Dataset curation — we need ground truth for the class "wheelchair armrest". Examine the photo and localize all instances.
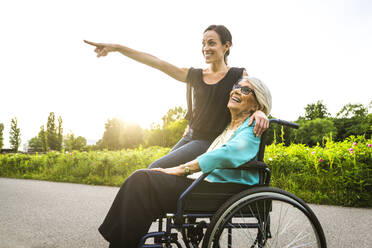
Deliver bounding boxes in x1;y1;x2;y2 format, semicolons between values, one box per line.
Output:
175;172;211;224
224;160;271;186
235;160;269;170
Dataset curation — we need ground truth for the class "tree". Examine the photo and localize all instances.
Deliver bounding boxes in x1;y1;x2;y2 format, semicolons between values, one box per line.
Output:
0;123;4;150
145;107;188;147
302;100;330;120
57;116;63;151
161;106;187;128
101;118;144;150
9;117;21;152
64;133;87;151
101;118;123;150
336;103;368;119
119;123;144;149
291;118;337;146
74;136;87;150
64;133;74;151
28;137;43;152
38;125;48;152
333;103;371;140
46;112;58;150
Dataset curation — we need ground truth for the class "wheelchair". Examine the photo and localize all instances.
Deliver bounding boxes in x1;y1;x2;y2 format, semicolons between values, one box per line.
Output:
138;119;327;248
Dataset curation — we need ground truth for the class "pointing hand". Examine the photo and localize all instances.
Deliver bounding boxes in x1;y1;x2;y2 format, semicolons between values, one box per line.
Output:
84;40;117;57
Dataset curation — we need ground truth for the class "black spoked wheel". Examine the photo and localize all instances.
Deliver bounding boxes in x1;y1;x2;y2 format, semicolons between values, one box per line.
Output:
202;187;327;248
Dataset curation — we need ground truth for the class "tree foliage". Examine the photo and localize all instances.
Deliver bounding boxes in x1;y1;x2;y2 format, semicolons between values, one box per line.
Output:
46;112;58;151
28;126;47;152
100;118;144;150
24;101;371;151
57;116;63;151
291;118;337;146
161;106;187;128
337;103;368;118
0;123;4;150
45;112;63;151
302;100;330;120
9;118;21;152
333;103;371;141
64;133;87;151
38;125;48;152
265;101;371;147
28;137;43;152
145;119;188;147
145;106;188;147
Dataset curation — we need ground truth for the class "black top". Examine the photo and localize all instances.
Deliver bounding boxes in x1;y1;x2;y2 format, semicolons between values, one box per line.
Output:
185;67;245;141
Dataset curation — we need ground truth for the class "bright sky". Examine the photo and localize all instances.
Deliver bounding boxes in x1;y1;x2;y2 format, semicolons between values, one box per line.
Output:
1;0;371;149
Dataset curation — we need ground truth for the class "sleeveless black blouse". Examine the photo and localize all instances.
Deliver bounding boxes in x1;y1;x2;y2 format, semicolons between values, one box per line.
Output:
185;67;245;141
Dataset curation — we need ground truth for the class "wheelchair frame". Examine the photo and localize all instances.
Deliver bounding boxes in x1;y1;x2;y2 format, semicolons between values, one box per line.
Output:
138;119;327;248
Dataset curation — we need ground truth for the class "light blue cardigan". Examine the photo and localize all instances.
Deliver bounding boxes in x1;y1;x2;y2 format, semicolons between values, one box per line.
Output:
197;117;261;185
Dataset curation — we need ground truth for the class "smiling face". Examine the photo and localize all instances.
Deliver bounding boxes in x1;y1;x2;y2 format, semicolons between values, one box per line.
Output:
227;79;258;115
202;30;230;64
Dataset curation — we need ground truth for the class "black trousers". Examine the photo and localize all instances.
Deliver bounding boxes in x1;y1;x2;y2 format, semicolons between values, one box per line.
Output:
98;169;194;248
98;169;248;248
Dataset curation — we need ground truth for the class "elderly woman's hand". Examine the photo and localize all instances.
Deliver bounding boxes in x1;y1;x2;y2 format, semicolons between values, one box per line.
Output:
248;110;269;136
151;166;185;176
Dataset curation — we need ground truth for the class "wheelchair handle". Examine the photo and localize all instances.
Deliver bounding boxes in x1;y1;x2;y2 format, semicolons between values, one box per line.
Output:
269;119;299;129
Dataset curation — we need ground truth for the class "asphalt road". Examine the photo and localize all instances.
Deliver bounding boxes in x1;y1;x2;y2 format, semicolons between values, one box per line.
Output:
0;177;371;248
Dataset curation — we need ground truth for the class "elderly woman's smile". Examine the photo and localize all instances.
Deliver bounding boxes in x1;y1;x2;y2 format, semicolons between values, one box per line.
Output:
227;80;257;115
231;95;241;103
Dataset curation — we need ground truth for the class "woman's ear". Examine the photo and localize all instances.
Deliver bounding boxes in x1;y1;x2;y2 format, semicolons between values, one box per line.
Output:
224;41;232;52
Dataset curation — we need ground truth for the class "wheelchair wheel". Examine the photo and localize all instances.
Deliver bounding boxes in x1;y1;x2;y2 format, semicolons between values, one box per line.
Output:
202;187;326;248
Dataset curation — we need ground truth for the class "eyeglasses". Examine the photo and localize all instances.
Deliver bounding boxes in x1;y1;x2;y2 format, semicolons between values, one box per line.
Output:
232;84;255;96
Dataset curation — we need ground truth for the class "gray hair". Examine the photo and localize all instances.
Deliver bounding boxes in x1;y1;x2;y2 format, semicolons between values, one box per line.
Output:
239;76;272;115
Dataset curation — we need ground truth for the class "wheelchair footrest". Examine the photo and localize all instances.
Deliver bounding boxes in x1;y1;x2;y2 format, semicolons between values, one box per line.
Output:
139;232;165;247
139;231;179;248
140;245;163;248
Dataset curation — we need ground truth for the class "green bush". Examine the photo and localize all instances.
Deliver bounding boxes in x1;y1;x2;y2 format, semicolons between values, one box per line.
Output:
265;136;372;207
0;147;170;187
1;137;371;207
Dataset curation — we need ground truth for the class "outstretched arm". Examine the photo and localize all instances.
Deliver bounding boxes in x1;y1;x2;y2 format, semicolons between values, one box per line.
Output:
84;40;189;82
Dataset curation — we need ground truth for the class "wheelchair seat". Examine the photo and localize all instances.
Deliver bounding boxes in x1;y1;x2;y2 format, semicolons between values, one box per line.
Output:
183;181;251;213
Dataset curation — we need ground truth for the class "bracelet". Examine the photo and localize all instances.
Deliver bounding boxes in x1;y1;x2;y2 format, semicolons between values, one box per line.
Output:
184;164;191;176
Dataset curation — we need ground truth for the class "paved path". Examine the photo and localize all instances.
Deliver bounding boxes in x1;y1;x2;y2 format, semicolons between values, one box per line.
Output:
0;177;371;248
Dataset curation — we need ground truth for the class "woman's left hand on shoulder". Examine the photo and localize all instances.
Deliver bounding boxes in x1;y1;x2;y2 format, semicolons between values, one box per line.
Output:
248;110;269;136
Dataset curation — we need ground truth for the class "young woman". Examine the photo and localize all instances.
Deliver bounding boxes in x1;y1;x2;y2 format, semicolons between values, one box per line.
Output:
85;25;269;169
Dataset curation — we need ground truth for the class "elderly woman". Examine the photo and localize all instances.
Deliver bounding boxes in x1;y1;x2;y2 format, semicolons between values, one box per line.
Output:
98;76;272;248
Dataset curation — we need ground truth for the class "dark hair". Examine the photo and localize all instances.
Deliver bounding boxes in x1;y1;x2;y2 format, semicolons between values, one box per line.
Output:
204;25;232;64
